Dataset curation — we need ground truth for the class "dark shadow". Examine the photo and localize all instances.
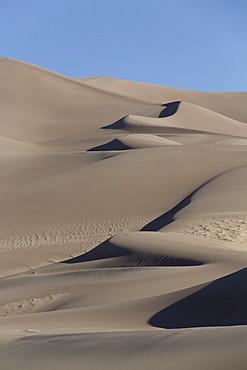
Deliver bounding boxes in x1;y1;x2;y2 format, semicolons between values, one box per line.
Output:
102;101;181;130
88;138;129;152
141;189;198;231
159;101;180;118
141;171;224;232
61;238;130;264
149;268;247;328
102;117;126;130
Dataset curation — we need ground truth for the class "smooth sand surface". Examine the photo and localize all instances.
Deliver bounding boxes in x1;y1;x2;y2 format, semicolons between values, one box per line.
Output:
0;58;246;369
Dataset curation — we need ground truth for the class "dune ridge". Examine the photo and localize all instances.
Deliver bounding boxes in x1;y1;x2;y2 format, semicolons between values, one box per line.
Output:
0;58;246;370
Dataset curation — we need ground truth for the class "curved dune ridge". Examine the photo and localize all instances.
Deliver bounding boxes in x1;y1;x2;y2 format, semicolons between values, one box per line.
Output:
88;134;181;151
0;58;247;370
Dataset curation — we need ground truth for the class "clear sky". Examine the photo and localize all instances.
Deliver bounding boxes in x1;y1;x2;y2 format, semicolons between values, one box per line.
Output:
1;0;246;91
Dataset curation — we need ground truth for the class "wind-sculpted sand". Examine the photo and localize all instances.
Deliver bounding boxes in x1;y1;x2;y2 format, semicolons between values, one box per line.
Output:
0;58;246;369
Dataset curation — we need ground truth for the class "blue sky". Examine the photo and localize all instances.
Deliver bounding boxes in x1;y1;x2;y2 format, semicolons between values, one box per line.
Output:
1;0;246;91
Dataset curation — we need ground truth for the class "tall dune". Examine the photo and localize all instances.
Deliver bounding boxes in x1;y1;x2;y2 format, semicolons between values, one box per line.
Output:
0;58;246;370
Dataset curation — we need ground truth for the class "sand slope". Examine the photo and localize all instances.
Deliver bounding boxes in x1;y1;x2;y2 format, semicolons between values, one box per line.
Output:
0;58;246;370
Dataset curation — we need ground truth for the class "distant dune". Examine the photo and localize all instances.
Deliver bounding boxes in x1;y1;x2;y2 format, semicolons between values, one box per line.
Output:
0;58;246;370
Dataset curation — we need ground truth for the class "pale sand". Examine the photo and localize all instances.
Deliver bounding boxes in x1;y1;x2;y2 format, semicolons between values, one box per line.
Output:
0;58;246;369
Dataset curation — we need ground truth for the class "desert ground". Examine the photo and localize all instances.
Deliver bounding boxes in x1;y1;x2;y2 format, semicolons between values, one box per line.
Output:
0;57;246;369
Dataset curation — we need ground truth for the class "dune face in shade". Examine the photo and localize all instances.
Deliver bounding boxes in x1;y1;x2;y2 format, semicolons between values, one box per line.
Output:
0;58;247;370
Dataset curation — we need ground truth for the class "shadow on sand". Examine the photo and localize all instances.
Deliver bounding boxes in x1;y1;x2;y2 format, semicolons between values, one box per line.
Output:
141;171;224;232
159;101;180;118
141;189;198;231
61;239;130;264
102;101;181;130
149;268;247;328
87;138;129;151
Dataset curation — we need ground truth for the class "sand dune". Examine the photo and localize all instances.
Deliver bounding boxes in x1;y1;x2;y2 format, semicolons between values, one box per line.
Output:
104;104;247;137
88;134;181;151
0;58;246;369
79;75;247;122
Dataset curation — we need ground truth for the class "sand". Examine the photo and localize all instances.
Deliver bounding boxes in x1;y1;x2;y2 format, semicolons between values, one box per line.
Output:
0;57;246;369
